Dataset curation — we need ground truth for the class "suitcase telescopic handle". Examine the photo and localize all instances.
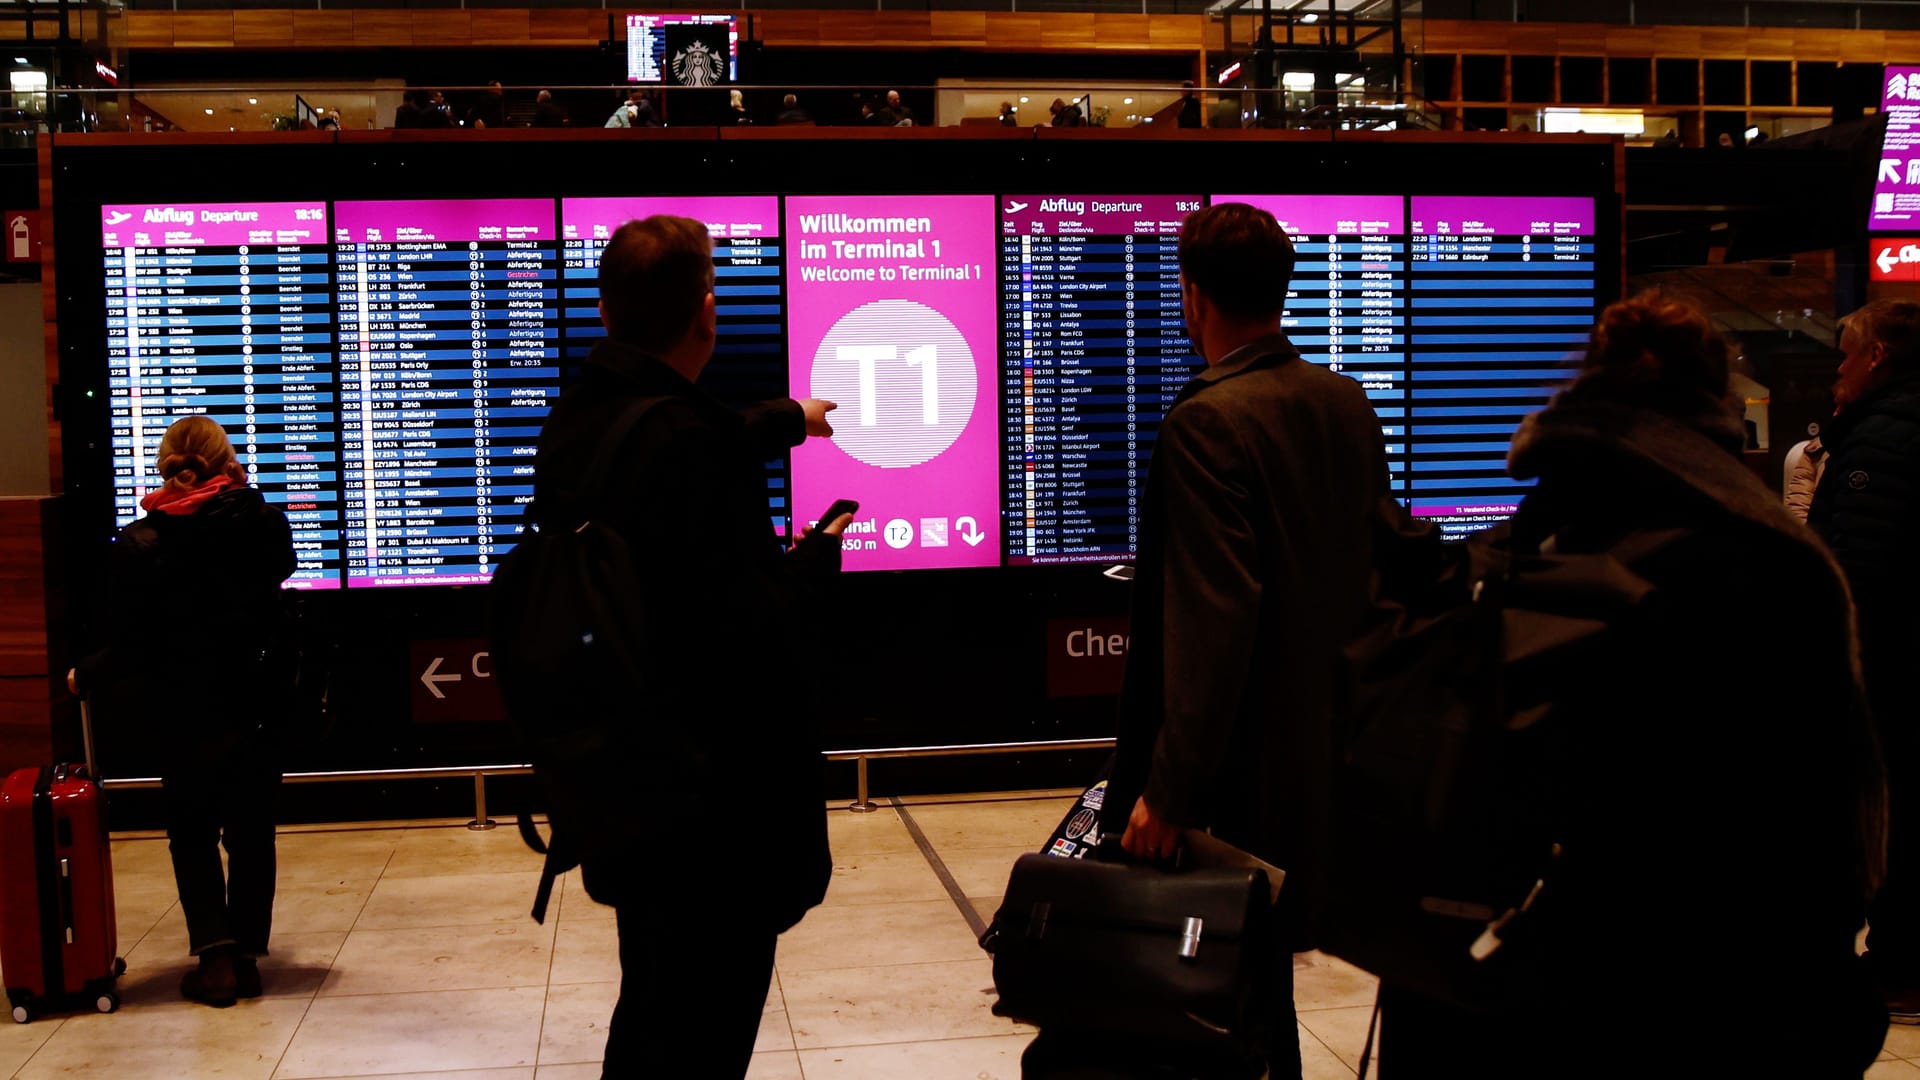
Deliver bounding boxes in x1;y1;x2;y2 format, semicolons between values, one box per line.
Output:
80;698;96;781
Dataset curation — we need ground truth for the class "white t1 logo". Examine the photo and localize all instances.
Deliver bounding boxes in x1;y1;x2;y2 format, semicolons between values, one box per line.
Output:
811;299;976;469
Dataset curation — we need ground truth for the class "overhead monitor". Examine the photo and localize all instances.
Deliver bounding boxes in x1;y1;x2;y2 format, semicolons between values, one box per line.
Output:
625;14;739;84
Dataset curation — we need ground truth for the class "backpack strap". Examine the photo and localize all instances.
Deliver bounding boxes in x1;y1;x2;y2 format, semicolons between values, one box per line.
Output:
532;394;667;529
579;395;669;521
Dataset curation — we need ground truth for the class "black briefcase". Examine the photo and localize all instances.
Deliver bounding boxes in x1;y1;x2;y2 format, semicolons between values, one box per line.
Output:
984;852;1277;1046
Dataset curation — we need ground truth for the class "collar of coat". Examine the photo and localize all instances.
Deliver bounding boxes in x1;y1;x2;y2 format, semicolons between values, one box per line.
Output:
584;337;737;421
1823;367;1920;446
1509;375;1815;554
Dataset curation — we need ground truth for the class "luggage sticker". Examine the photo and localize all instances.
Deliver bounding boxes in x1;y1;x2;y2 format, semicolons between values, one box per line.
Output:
1064;808;1097;841
1049;839;1078;857
1081;782;1107;811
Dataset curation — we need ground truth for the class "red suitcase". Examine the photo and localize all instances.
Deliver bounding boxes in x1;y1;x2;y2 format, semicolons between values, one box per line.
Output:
0;761;124;1023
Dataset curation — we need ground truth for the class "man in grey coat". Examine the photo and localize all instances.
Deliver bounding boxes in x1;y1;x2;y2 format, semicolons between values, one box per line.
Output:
1109;202;1389;1077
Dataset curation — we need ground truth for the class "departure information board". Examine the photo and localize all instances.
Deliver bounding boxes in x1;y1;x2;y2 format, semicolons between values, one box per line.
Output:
1222;194;1409;493
998;194;1200;565
88;188;1606;586
1408;196;1595;538
334;199;561;587
102;200;342;588
561;196;789;533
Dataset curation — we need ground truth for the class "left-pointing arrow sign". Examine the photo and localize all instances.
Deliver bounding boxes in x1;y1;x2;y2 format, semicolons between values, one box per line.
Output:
420;656;461;699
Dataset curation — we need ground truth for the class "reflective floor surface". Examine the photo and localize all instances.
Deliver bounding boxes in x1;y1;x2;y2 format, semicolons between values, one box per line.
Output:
6;790;1920;1078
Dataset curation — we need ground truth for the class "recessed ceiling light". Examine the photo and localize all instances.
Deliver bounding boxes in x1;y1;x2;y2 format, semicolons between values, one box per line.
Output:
12;58;26;65
203;108;214;115
1123;97;1134;105
1019;96;1029;103
248;97;258;105
1301;11;1319;21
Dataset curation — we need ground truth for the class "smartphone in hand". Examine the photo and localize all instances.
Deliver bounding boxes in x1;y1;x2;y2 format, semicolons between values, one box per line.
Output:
813;499;859;535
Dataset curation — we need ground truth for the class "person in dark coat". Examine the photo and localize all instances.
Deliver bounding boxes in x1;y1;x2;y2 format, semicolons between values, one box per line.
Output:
1088;203;1390;1078
70;415;295;1008
466;80;507;129
1812;298;1920;1022
530;216;847;1080
1378;292;1888;1076
1177;81;1203;128
532;89;568;128
775;93;811;125
392;90;426;129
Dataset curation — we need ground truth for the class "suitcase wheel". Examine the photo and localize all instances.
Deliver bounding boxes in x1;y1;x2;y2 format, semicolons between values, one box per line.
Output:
93;991;118;1015
9;1003;30;1025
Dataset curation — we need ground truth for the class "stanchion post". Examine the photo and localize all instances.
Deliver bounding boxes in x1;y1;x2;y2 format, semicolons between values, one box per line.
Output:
847;755;878;813
467;771;497;831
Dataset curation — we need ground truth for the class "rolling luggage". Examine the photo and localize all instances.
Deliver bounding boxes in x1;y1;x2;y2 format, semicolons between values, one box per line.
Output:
1;710;125;1023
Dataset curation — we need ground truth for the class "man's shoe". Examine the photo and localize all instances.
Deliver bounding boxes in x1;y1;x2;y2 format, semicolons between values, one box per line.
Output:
180;947;238;1008
234;956;263;1000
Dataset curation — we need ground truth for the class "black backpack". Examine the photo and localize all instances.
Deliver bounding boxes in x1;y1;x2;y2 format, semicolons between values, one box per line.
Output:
489;395;663;922
1319;500;1682;1011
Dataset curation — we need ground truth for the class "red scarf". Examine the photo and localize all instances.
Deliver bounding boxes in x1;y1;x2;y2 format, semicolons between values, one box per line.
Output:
140;474;242;516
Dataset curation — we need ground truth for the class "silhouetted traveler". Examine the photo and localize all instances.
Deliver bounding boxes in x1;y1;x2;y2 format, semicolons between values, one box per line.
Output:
775;93;811;125
728;89;752;125
467;80;507;129
1813;299;1920;1025
420;90;453;128
1045;203;1389;1078
999;100;1019;126
884;89;913;126
530;217;847;1080
1178;81;1202;128
393;90;426;129
533;90;568;128
71;416;295;1009
1381;292;1888;1076
605;89;659;128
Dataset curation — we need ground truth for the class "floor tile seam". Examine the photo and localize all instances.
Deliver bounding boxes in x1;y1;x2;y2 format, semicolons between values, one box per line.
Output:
344;845;401;935
5;1016;69;1080
266;973;328;1080
1294;1018;1358;1078
886;797;986;939
789;1032;1039;1054
309;981;557;1000
774;956;996;979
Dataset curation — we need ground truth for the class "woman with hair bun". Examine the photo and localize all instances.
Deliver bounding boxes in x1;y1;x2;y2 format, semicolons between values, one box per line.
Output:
70;414;294;1008
1376;291;1889;1076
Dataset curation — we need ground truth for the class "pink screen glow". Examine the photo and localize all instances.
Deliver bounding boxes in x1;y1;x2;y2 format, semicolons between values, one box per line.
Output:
785;195;1001;571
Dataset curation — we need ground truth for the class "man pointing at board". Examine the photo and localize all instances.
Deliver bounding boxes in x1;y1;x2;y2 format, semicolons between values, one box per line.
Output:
530;215;850;1079
1107;203;1389;1078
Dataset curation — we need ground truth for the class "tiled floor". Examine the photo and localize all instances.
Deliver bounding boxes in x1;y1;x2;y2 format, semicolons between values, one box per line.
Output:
9;791;1917;1079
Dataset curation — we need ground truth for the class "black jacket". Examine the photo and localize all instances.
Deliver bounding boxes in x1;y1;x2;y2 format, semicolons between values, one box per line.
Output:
1498;382;1884;1068
1810;371;1920;719
74;486;295;754
532;100;569;128
466;94;508;130
1107;334;1388;942
531;339;839;928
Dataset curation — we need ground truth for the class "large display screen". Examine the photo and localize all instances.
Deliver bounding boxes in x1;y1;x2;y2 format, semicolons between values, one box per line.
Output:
998;194;1201;565
333;199;560;587
1218;194;1409;493
102;200;342;589
562;196;789;533
625;14;738;84
90;188;1602;586
1407;196;1596;538
785;195;1002;571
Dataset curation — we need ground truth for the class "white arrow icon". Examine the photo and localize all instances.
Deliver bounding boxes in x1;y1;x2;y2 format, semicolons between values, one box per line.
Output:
1884;159;1904;184
1882;247;1902;275
957;516;986;547
420;656;461;699
1006;201;1029;214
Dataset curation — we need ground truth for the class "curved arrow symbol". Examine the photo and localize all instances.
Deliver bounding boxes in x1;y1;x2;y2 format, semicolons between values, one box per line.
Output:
957;516;986;547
